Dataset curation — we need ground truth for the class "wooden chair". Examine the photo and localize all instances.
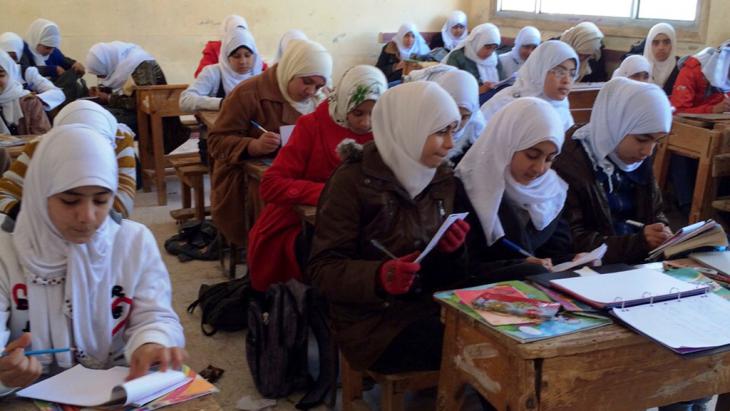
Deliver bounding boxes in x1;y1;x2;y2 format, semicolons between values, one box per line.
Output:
135;84;189;206
168;154;209;223
340;353;440;411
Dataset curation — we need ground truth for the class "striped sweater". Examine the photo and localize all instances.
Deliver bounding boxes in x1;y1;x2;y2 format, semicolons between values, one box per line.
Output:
0;129;136;218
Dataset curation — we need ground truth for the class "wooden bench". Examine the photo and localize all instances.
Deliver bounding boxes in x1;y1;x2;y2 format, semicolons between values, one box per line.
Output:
340;353;440;411
168;154;209;223
135;84;189;206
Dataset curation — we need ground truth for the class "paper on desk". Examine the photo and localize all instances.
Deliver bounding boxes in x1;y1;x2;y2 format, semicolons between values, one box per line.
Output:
551;243;607;273
168;137;200;156
280;125;295;147
414;212;468;263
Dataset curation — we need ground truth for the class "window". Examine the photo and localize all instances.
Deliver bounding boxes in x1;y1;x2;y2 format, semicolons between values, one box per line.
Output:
498;0;698;22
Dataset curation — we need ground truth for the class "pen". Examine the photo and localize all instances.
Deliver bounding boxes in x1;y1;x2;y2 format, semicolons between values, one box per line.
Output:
370;239;398;260
626;220;645;228
1;347;75;357
501;238;534;258
250;120;269;134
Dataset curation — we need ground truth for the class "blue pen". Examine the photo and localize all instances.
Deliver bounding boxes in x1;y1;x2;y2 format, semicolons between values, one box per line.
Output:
501;238;534;258
250;120;269;134
1;347;75;357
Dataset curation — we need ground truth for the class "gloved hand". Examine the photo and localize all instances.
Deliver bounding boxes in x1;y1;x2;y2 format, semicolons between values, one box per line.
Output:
437;219;470;253
377;251;421;295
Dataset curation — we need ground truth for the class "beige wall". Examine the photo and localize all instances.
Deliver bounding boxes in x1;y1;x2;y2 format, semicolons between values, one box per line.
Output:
0;0;469;85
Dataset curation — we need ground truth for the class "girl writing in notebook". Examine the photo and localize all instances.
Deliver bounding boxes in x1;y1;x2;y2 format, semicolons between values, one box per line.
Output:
180;27;264;112
0;50;50;136
19;18;85;81
553;77;673;265
481;40;579;131
611;55;651;81
456;98;575;278
428;11;468;59
0;124;185;391
558;22;605;82
247;65;387;292
207;39;332;248
375;23;431;83
308;82;469;373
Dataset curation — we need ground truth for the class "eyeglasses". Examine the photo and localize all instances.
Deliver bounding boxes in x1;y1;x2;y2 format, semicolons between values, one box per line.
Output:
548;66;577;80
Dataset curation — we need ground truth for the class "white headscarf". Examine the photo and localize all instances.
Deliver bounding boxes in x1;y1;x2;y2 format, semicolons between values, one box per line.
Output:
372;81;460;199
393;23;431;61
218;28;263;95
482;40;579;131
572;77;672;189
510;26;541;63
452;23;501;83
221;14;248;35
644;23;677;87
274;29;308;63
694;40;730;92
24;19;61;66
85;42;155;91
13;124;118;368
612;55;652;79
54;100;119;146
403;63;457;82
0;32;24;62
456;97;567;245
441;11;468;50
560;22;604;81
328;65;387;127
0;50;30;135
432;69;485;147
276;39;332;115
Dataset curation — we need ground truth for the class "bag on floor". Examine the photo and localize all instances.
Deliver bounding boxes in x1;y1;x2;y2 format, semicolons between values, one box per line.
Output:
246;280;337;409
187;276;251;336
165;220;220;262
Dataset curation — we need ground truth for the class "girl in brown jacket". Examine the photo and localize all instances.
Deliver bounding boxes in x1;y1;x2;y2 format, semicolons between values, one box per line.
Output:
0;50;50;136
207;39;332;246
308;82;470;373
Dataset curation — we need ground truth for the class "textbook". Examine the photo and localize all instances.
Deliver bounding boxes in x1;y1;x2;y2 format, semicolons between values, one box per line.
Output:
18;364;217;409
647;219;728;260
690;251;730;276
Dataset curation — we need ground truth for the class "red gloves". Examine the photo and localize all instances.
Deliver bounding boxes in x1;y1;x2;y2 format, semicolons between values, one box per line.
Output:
378;252;421;295
437;219;470;253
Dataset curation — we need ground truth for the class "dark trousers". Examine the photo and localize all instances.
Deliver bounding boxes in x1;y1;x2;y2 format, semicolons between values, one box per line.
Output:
370;316;444;374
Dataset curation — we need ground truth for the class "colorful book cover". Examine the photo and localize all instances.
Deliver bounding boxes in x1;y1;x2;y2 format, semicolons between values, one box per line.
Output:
663;268;730;300
435;280;613;343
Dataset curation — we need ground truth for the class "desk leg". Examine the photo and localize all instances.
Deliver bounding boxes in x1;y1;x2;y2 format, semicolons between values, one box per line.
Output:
691;155;713;223
194;174;205;221
437;309;466;411
137;111;152;193
653;141;670;189
151;114;167;206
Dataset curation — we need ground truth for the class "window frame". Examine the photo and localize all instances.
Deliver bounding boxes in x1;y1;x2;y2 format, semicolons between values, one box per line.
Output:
491;0;708;42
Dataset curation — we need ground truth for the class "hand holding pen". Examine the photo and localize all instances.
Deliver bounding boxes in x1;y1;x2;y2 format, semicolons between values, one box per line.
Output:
0;333;43;388
626;220;672;249
371;239;421;295
501;238;553;271
248;120;280;156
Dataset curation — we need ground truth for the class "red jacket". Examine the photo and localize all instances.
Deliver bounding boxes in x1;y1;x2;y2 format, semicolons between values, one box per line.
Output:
194;40;269;78
247;101;374;291
670;56;725;114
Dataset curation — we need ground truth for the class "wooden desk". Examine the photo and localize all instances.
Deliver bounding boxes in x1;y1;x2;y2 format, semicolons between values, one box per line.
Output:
5;393;222;410
0;135;37;159
135;84;188;206
436;299;730;410
196;110;219;130
294;204;317;226
568;83;603;110
168;154;209;222
243;159;271;233
654;117;730;223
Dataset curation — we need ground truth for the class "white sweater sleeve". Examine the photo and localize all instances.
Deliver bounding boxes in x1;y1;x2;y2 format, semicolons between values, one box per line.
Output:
179;65;222;113
0;234;17;396
123;225;185;363
23;67;66;111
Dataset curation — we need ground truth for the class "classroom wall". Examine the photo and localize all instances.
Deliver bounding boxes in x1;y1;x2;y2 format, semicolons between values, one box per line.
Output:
0;0;469;86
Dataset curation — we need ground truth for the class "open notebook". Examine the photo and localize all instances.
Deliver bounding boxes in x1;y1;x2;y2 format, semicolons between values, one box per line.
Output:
647;220;728;260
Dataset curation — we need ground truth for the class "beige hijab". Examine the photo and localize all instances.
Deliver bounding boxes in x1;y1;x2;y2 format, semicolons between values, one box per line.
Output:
275;39;333;115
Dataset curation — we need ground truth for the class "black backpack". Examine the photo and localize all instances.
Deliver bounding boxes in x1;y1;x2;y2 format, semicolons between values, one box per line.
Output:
187;276;251;336
246;280;337;409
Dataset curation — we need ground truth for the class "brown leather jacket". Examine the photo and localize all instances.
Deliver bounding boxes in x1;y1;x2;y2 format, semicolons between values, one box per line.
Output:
14;95;51;135
553;130;668;264
307;142;466;370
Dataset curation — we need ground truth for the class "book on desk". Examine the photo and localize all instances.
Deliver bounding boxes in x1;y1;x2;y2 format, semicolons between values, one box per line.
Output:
647;219;728;260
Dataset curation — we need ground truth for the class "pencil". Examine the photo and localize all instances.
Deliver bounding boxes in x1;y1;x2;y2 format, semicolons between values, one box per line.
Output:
625;220;645;228
1;347;76;357
370;239;398;260
250;120;268;134
501;238;534;258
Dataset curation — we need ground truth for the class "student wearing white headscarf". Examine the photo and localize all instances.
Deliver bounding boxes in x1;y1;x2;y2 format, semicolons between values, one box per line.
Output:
376;23;431;83
611;55;651;81
482;40;579;131
429;69;486;161
642;23;679;93
85;41;189;153
194;14;258;77
309;81;469;373
274;29;308;63
456;98;576;277
445;23;506;94
0;50;50;136
558;22;605;82
248;65;387;292
430;11;468;51
19;18;85;80
499;26;541;78
208;39;332;246
0;124;184;392
0;32;65;111
181;28;264;112
0;100;137;220
554;78;673;265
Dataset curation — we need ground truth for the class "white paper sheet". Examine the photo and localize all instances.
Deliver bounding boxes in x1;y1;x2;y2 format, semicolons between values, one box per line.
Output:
414;212;468;264
168;137;200;156
280;125;295;147
551;243;607;273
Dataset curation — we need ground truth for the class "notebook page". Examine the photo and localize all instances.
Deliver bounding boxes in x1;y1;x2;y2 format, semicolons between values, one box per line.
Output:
612;293;730;350
691;251;730;275
551;243;607;272
16;365;128;406
120;370;190;406
414;212;468;264
280;125;295;147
